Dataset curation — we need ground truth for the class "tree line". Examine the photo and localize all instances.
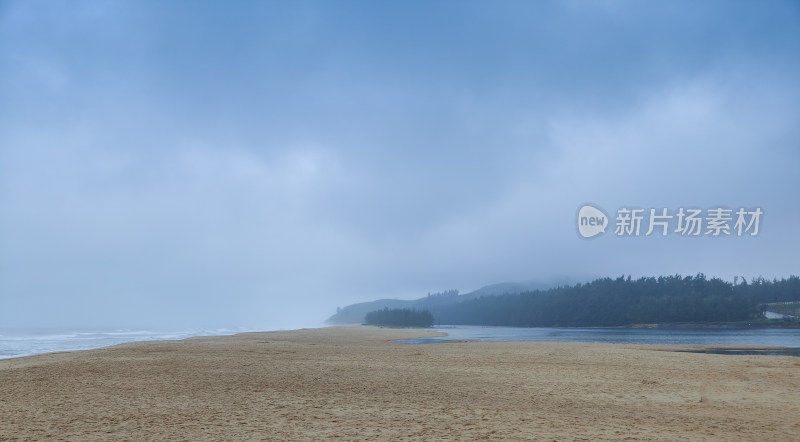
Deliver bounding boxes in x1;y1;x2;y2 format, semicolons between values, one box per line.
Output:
364;308;434;328
430;275;799;327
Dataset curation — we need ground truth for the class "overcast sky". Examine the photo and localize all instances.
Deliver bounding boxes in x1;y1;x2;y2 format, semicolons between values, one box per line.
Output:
1;1;798;329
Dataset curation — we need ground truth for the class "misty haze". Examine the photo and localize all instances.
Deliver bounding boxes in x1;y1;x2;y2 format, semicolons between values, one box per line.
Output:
1;1;799;440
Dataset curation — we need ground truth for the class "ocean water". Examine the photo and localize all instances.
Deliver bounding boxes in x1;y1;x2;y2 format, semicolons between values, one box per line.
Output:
399;326;800;348
5;326;799;360
0;327;251;360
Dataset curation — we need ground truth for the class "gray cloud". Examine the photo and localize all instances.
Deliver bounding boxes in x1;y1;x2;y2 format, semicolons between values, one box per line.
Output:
1;1;798;328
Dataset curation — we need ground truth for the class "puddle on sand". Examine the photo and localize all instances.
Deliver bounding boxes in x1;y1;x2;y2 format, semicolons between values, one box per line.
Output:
671;347;800;357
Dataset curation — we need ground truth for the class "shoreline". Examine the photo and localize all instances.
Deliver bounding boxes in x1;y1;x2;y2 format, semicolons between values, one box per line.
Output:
2;325;799;440
3;322;798;363
0;327;254;362
625;321;800;330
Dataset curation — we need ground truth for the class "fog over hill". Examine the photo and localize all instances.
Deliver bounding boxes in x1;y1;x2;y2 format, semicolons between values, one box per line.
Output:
326;278;586;324
330;275;800;327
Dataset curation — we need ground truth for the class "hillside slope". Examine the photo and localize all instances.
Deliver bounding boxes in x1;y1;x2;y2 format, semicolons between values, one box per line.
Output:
325;281;556;324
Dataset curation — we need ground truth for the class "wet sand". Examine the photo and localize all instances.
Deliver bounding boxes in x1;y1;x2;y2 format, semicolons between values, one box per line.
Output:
1;325;798;440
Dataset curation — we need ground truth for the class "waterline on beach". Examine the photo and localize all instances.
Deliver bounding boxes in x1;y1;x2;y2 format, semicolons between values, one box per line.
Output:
396;326;800;348
0;327;250;360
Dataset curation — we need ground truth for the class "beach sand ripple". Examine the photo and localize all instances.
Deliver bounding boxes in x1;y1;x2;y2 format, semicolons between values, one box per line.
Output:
1;326;798;440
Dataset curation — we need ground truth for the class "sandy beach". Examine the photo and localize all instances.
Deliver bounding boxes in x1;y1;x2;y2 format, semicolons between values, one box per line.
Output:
1;325;798;441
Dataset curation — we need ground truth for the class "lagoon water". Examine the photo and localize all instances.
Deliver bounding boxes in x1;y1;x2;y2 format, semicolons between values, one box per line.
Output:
4;325;799;360
399;326;800;348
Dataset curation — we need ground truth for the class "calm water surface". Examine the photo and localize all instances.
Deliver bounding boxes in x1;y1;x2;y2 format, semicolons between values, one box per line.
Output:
398;326;800;348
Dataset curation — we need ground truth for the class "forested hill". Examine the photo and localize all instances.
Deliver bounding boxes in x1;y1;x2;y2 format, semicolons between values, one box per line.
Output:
328;275;800;327
436;275;799;327
325;281;556;324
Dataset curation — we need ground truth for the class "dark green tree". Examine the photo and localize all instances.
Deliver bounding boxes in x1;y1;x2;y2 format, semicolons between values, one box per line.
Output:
365;308;435;328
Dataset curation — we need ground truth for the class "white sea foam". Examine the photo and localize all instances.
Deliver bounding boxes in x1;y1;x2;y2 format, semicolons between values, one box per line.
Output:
0;327;252;360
